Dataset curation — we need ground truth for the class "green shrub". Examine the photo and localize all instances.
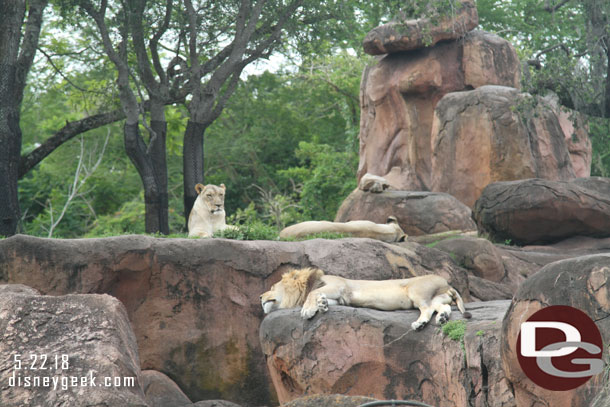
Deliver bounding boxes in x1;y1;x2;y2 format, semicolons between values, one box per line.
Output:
442;320;467;343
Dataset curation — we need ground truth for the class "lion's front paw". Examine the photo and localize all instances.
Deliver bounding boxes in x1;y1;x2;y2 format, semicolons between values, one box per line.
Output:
411;320;427;331
317;294;329;313
301;305;317;320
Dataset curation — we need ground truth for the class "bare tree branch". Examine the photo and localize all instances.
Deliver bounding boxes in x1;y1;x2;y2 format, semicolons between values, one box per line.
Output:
544;0;571;13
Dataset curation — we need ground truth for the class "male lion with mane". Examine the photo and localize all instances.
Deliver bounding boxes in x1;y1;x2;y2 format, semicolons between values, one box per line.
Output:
260;268;471;330
188;183;232;238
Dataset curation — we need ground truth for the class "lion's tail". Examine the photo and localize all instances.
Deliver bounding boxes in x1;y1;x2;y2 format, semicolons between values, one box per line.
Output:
448;287;472;319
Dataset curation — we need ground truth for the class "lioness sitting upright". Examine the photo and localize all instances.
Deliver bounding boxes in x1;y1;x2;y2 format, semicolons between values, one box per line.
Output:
260;268;471;330
188;183;232;238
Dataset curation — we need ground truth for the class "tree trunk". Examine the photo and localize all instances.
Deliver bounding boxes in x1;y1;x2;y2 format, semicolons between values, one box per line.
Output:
182;120;207;224
150;119;169;235
0;104;22;237
0;0;35;236
123;118;169;235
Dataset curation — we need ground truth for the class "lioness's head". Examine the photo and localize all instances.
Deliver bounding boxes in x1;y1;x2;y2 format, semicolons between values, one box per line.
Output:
260;268;324;314
386;216;407;242
195;183;226;214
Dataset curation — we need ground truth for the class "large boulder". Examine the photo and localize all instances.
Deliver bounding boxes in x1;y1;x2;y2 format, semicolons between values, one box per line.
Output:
141;370;192;407
357;31;521;193
473;177;610;245
429;86;588;207
501;254;610;407
0;290;146;406
0;234;470;406
362;0;478;55
335;189;476;236
260;301;512;406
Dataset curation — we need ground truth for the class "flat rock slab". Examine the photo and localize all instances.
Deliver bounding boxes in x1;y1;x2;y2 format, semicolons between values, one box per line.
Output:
363;0;478;55
0;290;146;406
260;301;512;406
473;177;610;245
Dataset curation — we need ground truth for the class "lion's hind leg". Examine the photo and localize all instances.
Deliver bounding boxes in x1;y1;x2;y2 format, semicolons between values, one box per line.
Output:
432;293;453;325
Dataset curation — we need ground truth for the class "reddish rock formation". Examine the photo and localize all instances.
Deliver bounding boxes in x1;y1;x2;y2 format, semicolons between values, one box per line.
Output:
335;189;476;236
357;31;522;193
501;254;610;407
429;86;589;206
0;290;146;406
462;31;521;89
363;0;478;55
544;94;592;178
260;301;512;406
473;177;610;245
0;234;470;406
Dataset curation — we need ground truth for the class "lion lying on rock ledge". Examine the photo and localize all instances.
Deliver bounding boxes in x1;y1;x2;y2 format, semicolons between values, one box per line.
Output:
261;268;471;330
279;216;407;242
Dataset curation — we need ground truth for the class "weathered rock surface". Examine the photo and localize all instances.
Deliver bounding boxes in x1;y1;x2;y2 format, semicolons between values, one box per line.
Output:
473;177;610;245
284;394;376;407
0;234;471;405
363;0;478;55
191;400;243;407
501;254;610;407
0;290;146;406
142;370;192;407
335;189;476;236
434;237;520;301
260;301;512;406
429;86;588;207
544;93;592;178
357;31;522;193
462;31;521;89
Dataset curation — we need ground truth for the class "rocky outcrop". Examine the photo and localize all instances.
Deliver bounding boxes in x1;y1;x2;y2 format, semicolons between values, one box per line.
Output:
501;254;610;407
335;189;476;236
362;0;478;55
0;290;146;406
473;177;610;245
0;234;472;405
429;86;588;207
434;235;610;301
357;31;522;194
356;10;591;210
260;301;512;406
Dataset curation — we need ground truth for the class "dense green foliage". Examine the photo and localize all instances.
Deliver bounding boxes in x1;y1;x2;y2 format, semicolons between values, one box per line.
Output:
19;52;364;237
14;0;610;238
477;0;610;175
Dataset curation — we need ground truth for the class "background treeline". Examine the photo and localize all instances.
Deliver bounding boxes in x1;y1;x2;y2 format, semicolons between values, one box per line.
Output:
11;0;610;238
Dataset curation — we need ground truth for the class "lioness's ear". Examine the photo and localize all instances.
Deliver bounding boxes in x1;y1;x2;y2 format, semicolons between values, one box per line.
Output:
220;183;226;191
195;183;205;194
386;216;398;224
